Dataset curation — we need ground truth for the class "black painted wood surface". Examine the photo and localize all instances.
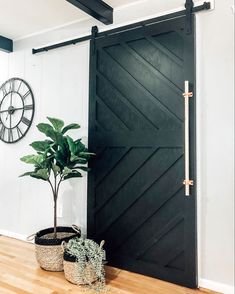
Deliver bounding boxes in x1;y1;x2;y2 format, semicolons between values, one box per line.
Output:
0;35;13;53
88;16;196;288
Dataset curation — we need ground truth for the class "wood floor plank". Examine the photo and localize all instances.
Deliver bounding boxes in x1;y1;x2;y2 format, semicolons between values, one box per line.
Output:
0;236;220;294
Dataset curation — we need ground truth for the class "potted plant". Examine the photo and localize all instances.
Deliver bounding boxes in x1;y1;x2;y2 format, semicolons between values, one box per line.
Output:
62;237;106;291
20;117;94;271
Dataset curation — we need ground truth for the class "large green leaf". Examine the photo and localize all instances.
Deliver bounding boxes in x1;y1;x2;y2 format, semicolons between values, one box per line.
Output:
62;123;80;134
55;146;70;167
70;154;79;162
19;171;35;177
45;129;64;145
79;151;95;158
52;163;60;175
64;171;82;180
34;169;49;180
69;153;88;164
62;167;72;176
67;137;88;157
67;136;77;154
30;174;47;181
47;117;64;132
37;123;54;134
20;154;44;165
19;169;49;181
76;166;90;172
30;140;52;152
75;139;86;153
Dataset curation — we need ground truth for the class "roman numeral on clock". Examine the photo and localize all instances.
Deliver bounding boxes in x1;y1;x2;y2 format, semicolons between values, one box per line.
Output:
8;129;13;142
9;80;15;93
1;85;8;97
0;124;6;140
22;117;31;126
24;104;34;110
22;91;30;100
17;81;22;92
16;126;23;138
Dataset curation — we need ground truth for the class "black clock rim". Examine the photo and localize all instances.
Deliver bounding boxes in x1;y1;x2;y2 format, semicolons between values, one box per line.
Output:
0;77;35;144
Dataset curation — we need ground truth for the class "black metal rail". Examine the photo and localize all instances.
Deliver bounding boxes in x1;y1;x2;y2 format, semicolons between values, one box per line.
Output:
32;1;211;55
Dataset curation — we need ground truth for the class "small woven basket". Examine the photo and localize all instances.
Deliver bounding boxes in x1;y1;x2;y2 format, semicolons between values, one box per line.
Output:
63;256;97;285
32;226;80;272
62;240;105;285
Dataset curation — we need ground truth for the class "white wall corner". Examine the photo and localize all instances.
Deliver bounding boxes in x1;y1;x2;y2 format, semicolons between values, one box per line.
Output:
199;279;235;294
0;229;28;242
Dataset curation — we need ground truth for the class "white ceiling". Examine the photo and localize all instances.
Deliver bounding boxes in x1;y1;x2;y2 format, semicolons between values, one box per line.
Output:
0;0;140;40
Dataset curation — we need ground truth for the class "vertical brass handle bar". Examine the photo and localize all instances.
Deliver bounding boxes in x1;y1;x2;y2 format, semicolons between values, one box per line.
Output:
183;81;193;196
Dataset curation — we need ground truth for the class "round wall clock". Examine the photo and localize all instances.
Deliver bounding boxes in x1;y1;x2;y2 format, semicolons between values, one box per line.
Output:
0;77;35;143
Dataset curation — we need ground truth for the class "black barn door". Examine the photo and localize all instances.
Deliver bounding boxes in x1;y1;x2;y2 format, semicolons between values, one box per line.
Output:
88;16;196;288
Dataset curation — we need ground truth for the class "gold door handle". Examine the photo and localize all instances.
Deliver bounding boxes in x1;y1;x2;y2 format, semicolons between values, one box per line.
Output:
183;81;194;196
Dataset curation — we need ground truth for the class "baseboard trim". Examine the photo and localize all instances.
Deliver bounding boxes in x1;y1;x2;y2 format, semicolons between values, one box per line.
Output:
0;229;28;242
199;279;234;294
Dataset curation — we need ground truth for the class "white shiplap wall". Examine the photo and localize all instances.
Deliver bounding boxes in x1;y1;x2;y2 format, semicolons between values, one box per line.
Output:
0;42;90;236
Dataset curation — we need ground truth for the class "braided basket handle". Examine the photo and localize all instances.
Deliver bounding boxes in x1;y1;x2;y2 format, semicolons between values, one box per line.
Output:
26;233;36;242
61;241;67;252
100;240;105;249
71;224;81;234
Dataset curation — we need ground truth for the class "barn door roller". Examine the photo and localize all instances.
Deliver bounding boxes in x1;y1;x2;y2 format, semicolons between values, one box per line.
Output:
185;0;211;34
185;0;194;34
183;81;194;196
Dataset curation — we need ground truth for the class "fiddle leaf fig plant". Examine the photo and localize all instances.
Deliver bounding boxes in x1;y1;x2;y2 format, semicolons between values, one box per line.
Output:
20;117;94;238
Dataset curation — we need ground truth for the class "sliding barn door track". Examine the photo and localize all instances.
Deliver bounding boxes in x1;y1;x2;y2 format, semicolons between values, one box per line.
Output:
32;1;211;55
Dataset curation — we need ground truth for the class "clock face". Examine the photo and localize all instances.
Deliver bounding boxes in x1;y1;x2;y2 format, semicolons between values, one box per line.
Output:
0;78;35;143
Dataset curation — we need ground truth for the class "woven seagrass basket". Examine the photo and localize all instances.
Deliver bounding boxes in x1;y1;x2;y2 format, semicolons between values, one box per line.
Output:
63;251;97;285
32;226;80;272
62;240;105;285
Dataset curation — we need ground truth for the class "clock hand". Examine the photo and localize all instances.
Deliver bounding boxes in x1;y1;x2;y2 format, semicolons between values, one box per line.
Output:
10;112;12;129
10;91;13;107
0;106;24;114
11;107;24;111
0;109;9;114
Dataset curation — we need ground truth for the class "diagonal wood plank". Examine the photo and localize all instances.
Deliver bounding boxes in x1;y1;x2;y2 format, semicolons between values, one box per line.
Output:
96;73;158;131
96;94;131;130
95;147;129;185
146;36;183;66
96;68;161;130
140;218;185;268
104;45;183;122
154;31;184;60
97;156;184;251
136;214;184;260
95;147;155;211
98;49;183;128
122;42;182;94
95;148;183;235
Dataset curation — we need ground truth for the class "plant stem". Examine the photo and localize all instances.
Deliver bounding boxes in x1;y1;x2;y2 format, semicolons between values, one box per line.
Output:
53;197;57;238
53;174;57;238
48;177;58;238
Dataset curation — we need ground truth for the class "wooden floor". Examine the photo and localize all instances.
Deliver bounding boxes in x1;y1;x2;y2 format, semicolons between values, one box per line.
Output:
0;236;219;294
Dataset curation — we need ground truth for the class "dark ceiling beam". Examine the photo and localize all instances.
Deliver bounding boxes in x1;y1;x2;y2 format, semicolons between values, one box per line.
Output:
0;35;13;53
66;0;113;25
